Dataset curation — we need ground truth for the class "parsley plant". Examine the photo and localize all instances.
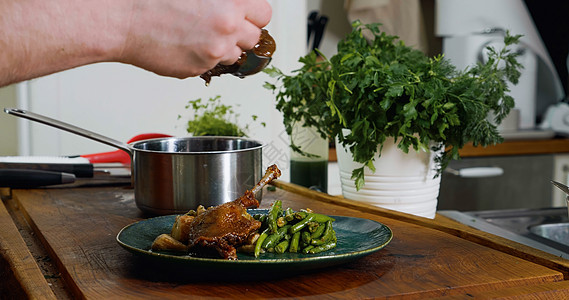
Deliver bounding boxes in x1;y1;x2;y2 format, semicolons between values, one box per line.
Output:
265;21;522;190
179;95;265;137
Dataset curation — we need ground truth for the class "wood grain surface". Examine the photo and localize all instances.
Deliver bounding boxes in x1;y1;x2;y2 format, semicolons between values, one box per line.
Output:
0;192;56;299
4;183;568;299
273;181;569;278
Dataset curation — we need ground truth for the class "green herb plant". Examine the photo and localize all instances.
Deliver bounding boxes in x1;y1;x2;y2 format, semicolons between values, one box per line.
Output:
264;21;523;190
179;95;265;137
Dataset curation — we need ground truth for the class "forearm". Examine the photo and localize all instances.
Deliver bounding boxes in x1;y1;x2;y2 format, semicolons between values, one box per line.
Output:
0;0;272;87
0;0;125;86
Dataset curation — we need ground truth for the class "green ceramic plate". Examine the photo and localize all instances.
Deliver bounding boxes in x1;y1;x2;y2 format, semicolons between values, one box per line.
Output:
116;209;393;272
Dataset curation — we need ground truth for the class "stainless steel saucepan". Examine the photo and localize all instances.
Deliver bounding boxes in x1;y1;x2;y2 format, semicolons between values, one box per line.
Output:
4;108;264;215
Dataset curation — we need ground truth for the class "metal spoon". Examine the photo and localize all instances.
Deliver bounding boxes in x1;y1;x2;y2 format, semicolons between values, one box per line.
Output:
232;50;272;78
200;50;272;85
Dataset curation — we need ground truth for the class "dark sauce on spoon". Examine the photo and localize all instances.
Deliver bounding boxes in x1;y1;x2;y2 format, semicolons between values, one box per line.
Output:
200;29;276;85
252;29;276;57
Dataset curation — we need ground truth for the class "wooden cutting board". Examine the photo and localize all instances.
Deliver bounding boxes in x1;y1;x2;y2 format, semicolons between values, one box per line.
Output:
3;182;569;298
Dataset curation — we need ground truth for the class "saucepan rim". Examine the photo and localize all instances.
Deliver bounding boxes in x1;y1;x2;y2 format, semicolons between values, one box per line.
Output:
129;136;266;155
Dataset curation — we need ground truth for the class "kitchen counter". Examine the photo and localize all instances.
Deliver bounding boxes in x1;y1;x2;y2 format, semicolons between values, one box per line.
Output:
458;137;569;157
329;137;569;161
2;182;569;299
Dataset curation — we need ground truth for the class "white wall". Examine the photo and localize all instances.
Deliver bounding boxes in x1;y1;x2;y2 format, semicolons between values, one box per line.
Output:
0;85;18;155
15;0;307;180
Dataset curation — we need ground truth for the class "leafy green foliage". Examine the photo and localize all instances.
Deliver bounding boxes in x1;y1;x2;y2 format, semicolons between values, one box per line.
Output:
265;21;523;190
179;95;265;137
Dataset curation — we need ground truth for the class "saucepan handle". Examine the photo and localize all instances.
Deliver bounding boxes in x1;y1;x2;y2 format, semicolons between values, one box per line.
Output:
4;108;133;157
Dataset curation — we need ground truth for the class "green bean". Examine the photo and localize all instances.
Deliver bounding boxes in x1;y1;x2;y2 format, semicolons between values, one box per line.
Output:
277;216;287;227
294;211;308;220
285;208;295;221
310;213;335;223
307;221;320;233
252;214;267;223
261;225;291;249
252;201;338;256
259;215;268;223
254;228;269;258
310;222;326;239
302;245;314;254
311;221;334;245
301;231;312;244
291;213;336;234
289;231;301;253
275;240;290;254
308;240;337;254
267;200;282;233
289;215;313;233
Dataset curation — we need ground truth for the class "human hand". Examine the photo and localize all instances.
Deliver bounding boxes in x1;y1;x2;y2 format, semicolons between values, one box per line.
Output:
115;0;272;79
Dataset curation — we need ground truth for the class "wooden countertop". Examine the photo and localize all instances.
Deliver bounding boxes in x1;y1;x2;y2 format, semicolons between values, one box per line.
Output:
459;137;569;157
329;138;569;161
2;182;569;298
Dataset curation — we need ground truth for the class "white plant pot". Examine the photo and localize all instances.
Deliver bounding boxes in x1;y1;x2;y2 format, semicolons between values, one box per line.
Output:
335;136;442;219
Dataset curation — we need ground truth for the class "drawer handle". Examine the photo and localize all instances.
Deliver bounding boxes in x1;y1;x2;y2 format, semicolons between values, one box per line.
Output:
446;167;504;178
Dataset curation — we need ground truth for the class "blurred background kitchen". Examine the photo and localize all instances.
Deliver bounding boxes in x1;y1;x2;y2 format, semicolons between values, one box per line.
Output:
1;0;569;212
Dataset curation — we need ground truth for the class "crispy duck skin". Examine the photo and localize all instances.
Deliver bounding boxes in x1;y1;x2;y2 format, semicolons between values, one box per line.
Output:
186;164;281;260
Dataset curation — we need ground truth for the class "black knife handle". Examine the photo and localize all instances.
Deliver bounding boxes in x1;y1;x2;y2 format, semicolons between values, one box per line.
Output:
0;163;93;178
0;169;76;188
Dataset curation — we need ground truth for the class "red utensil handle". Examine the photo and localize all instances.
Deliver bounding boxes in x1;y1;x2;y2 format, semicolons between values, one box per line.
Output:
81;133;173;164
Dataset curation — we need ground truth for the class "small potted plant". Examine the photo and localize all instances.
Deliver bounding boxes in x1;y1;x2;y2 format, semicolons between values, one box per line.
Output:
179;95;265;137
264;21;522;218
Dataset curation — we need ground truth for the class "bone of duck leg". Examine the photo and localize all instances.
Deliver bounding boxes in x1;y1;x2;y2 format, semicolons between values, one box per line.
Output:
250;164;281;195
237;164;282;208
231;164;281;209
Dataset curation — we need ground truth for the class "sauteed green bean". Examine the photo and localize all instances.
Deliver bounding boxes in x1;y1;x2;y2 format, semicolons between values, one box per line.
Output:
251;200;337;257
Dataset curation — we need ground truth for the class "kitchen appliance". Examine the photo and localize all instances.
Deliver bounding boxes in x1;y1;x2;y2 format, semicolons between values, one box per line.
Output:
4;108;263;216
436;0;565;135
540;102;569;136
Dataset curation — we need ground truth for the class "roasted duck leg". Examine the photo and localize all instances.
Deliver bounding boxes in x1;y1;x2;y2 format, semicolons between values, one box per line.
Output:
186;164;281;259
